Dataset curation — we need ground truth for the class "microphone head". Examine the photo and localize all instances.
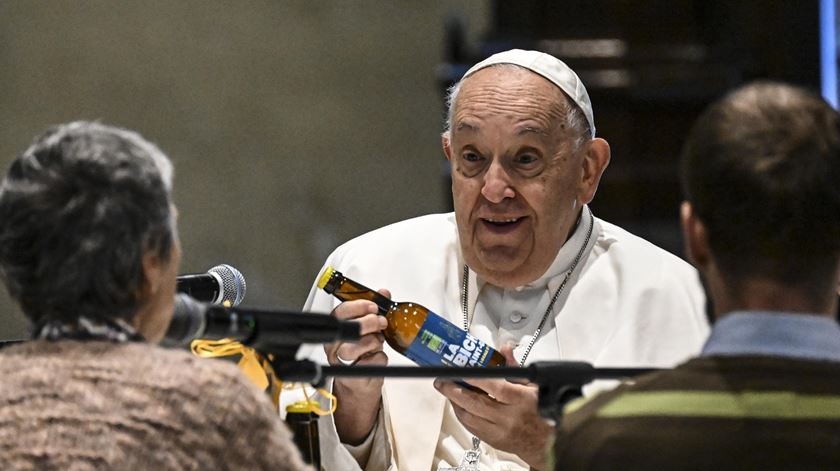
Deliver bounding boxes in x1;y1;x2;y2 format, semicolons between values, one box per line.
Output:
208;264;246;306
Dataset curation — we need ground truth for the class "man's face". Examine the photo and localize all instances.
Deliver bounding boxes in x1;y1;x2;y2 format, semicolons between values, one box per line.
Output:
445;67;592;288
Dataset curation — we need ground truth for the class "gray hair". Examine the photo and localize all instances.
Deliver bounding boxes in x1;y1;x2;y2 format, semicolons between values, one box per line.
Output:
0;121;176;324
443;63;593;151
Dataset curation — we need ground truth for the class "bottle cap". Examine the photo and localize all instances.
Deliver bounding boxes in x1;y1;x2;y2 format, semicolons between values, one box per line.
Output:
317;266;335;290
286;400;321;414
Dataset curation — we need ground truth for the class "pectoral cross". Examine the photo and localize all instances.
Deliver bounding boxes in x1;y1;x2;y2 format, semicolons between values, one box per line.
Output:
438;436;481;471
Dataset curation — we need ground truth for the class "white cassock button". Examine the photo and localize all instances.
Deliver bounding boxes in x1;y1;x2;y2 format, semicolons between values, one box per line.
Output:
510;312;523;323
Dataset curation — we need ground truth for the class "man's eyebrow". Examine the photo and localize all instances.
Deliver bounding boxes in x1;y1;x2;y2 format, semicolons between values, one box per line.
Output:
455;122;549;136
517;125;549;136
455;121;478;132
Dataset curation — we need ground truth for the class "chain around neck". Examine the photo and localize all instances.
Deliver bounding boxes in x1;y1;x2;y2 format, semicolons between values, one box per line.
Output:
460;206;594;366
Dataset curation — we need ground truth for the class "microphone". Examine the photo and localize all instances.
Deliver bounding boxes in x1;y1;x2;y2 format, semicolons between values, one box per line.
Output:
176;264;246;306
162;294;361;350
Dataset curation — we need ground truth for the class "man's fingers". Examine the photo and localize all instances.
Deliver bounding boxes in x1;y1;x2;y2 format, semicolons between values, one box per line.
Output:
336;334;385;360
451;402;497;434
500;343;519;366
325;289;391;366
354;350;388;366
434;379;497;416
354;313;388;335
332;299;380;321
457;377;524;404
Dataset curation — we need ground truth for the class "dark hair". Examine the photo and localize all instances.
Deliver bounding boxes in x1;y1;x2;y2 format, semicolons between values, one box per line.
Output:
0;121;175;324
681;82;840;295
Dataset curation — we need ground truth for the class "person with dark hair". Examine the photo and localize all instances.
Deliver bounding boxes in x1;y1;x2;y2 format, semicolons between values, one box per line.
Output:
553;82;840;470
0;121;311;470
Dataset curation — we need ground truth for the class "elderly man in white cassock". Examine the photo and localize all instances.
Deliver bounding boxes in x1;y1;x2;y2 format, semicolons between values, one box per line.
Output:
299;49;710;470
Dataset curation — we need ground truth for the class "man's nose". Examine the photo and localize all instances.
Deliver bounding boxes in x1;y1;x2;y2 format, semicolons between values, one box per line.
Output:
481;161;515;203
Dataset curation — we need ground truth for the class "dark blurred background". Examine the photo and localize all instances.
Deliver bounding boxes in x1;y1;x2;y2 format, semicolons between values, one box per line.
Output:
437;0;829;252
0;0;835;339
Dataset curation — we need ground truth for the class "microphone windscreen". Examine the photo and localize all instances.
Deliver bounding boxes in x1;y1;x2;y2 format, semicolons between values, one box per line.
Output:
209;264;246;306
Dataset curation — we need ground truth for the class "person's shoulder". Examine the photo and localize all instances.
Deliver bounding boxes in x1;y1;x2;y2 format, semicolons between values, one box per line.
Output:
345;212;454;243
561;360;699;428
328;212;457;260
563;354;840;425
124;345;308;469
129;345;286;426
135;344;262;390
596;218;686;262
0;341;269;413
595;217;696;277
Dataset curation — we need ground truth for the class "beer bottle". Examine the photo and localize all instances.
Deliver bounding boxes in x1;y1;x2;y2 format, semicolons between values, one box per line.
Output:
285;401;321;469
317;266;505;368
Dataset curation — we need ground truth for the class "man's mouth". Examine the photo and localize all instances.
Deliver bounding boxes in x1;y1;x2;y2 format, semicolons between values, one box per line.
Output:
480;216;526;232
484;217;521;225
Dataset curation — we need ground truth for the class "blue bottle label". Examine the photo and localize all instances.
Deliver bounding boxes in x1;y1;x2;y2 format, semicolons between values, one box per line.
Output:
404;311;493;367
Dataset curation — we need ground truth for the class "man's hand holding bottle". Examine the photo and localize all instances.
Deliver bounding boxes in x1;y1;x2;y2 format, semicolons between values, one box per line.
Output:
325;289;390;445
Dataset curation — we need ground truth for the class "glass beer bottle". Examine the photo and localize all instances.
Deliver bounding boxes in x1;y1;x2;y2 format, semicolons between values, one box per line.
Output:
317;266;505;368
284;401;321;469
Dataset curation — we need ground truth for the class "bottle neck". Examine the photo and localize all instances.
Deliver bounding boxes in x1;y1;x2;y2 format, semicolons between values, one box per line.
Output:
372;297;395;315
330;275;396;315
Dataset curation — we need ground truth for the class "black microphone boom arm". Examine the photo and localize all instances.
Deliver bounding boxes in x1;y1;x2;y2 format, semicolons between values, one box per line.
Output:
162;294;361;352
270;359;658;420
201;305;361;352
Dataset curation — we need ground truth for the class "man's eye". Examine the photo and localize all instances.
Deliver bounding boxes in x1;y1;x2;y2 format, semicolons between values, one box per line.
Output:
517;154;538;165
463;152;482;162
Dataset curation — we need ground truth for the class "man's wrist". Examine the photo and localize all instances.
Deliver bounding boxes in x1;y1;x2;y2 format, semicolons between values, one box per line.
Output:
333;381;382;445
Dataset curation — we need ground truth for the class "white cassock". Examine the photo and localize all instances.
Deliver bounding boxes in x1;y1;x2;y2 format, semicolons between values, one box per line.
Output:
295;207;709;471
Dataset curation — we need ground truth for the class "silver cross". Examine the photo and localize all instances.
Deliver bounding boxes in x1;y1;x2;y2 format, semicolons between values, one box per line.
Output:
438;436;481;471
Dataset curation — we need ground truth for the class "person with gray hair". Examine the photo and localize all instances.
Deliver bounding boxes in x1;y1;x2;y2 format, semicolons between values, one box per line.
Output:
553;82;840;470
0;121;312;470
299;49;710;470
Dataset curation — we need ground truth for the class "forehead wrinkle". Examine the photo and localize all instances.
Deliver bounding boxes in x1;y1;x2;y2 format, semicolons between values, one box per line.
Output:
453;104;563;144
454;117;551;135
455;100;560;126
454;81;567;135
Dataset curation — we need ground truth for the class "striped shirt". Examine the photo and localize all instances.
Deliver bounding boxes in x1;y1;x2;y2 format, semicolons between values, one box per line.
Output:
553;312;840;470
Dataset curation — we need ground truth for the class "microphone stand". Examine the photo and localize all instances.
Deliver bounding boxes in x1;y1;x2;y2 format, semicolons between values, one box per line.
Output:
271;357;658;421
218;342;659;466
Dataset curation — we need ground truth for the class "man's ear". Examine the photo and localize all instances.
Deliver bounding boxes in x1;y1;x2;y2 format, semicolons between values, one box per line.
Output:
140;250;165;298
680;201;710;269
578;138;610;204
441;131;453;162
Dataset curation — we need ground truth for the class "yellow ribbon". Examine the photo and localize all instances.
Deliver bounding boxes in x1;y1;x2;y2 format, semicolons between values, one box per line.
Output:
190;338;336;415
289;384;337;416
191;338;283;408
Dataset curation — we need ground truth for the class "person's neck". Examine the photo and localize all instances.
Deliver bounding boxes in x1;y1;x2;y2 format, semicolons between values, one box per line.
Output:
711;276;837;320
